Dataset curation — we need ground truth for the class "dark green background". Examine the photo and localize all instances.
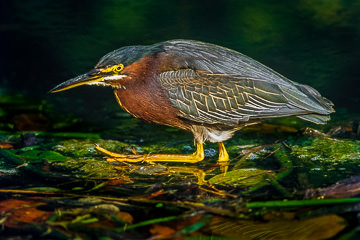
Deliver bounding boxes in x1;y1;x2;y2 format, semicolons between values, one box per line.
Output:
1;0;360;117
0;2;360;238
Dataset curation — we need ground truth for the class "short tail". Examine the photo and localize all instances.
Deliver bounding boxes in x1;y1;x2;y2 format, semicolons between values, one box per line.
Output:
294;84;334;124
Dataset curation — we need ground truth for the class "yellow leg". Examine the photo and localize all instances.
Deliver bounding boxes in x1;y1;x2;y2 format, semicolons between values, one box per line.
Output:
95;142;205;163
217;142;229;174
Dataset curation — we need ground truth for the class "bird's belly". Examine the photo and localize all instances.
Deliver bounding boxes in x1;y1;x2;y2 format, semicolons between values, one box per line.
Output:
113;89;191;131
190;125;239;143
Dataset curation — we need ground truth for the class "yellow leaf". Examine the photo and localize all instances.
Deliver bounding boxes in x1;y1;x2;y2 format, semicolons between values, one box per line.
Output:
207;214;346;240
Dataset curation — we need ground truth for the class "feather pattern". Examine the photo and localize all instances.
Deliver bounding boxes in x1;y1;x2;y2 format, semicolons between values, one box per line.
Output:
156;40;334;125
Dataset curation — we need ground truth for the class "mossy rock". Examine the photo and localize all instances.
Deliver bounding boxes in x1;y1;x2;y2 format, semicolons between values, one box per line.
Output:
290;138;360;162
54;157;121;178
53;139;128;158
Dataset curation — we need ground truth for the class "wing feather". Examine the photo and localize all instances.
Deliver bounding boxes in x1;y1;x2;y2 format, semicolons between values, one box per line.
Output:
156;40;334;125
159;69;306;125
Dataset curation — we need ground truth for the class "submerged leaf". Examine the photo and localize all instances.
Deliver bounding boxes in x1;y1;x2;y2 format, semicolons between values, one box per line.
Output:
0;199;52;228
207;215;346;240
0;143;14;149
209;168;275;187
15;150;68;162
114;212;134;224
150;224;176;239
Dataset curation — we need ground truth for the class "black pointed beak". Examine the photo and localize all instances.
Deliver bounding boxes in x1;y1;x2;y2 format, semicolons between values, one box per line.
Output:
49;69;103;93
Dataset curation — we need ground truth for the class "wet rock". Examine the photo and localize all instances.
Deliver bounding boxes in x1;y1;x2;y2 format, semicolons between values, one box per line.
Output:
20;133;38;147
290;137;360;162
305;175;360;199
302;127;329;138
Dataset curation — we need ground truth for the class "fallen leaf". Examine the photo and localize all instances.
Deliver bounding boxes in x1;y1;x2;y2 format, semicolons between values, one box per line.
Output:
209;168;275;187
0;143;14;149
149;224;176;239
207;214;346;240
14;150;68;162
141;190;166;200
0;199;52;229
116;212;134;224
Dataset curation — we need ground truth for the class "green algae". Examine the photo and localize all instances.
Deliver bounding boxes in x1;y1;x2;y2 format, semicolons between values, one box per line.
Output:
50;139;131;178
209;168;275;187
14;149;68;163
54;158;121;178
53;139;128;158
290;137;360;162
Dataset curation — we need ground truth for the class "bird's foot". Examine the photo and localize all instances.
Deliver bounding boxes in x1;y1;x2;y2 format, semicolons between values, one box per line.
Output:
95;145;144;163
217;142;229;174
95;143;205;163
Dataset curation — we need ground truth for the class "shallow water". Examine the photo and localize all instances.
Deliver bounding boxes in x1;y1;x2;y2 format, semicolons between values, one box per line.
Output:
1;0;360;239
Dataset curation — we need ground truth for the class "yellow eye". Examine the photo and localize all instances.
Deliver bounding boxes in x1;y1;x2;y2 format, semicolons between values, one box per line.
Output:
112;64;124;73
100;64;124;73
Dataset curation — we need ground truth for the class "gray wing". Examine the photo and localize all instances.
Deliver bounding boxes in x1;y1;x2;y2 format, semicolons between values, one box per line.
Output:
159;69;333;125
156;40;333;125
160;40;294;87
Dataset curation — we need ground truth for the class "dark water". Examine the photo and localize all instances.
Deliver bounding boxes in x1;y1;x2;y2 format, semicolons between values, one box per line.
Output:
1;1;360;239
1;0;360;115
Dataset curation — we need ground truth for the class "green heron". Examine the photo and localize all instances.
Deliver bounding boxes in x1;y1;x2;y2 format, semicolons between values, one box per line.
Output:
50;39;334;166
